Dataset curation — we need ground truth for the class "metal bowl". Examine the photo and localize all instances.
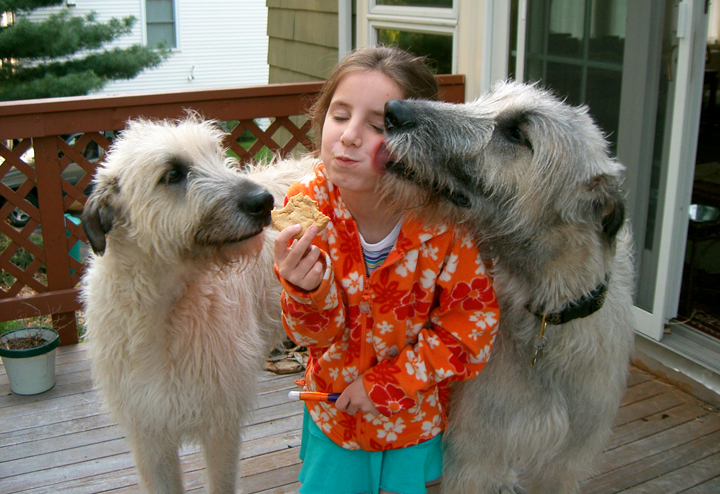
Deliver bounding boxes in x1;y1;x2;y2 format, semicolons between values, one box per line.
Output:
689;204;720;222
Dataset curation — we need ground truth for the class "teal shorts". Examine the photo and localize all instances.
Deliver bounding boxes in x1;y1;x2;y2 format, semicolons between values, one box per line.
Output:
298;407;443;494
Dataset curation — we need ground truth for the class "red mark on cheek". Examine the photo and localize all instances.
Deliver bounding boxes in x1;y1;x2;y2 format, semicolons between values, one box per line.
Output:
372;141;391;173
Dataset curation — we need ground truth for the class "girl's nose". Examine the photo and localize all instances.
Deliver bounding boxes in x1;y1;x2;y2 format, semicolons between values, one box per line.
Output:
340;122;362;147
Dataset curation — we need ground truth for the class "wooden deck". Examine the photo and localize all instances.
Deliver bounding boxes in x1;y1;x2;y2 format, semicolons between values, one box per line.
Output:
1;343;719;493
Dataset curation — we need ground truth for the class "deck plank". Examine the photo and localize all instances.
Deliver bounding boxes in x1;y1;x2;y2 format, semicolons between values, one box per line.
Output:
681;474;720;493
620;452;720;493
1;345;719;493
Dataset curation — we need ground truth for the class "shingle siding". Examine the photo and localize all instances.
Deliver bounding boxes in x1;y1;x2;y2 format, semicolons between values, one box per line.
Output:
267;0;339;83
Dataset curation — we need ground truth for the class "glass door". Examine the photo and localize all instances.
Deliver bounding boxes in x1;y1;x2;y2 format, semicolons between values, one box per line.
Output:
508;0;709;340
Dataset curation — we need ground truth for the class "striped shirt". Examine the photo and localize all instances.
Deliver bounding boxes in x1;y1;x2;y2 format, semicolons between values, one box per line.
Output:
359;218;403;276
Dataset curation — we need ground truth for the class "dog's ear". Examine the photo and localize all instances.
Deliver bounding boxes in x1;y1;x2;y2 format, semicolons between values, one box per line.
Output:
586;173;626;244
82;183;118;256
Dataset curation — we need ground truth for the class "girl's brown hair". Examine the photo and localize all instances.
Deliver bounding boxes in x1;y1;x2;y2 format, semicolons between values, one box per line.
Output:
308;45;439;154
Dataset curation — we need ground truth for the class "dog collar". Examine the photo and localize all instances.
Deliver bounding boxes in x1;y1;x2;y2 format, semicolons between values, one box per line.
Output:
526;278;608;367
527;278;608;325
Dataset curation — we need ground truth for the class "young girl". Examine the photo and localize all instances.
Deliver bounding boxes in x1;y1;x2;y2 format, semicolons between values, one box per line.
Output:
273;46;499;494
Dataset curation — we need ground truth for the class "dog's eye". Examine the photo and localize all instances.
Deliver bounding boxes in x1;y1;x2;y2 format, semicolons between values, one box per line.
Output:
161;167;185;185
506;126;531;149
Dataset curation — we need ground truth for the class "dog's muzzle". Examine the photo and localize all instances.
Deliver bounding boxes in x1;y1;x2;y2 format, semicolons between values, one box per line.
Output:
385;100;416;131
241;189;274;222
383;100;473;209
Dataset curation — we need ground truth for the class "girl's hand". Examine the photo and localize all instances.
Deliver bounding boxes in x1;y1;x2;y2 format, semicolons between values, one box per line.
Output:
274;224;324;291
336;377;380;416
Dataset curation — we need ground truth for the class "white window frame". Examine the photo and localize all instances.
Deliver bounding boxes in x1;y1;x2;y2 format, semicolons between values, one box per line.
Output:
141;0;180;51
357;0;459;74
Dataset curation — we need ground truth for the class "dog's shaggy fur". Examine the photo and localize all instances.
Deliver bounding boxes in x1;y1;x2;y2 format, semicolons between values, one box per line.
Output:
81;116;313;494
381;81;635;493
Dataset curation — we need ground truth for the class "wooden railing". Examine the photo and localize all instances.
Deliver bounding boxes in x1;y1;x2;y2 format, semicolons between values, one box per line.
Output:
0;75;465;345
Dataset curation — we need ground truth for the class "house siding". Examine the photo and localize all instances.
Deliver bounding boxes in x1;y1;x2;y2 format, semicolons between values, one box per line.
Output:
23;1;269;95
267;0;338;84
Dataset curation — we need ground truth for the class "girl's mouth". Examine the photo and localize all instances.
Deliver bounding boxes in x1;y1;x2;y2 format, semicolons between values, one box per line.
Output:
333;155;357;166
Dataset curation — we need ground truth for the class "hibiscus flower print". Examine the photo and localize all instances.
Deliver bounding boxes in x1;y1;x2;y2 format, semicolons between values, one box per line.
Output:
365;363;402;386
287;307;330;334
342;366;358;383
342;271;363;294
368;383;415;415
373;277;406;314
312;184;329;204
470;310;498;335
461;233;474;249
321;284;339;311
404;320;423;346
474;253;487;276
418;223;447;243
420;268;438;290
421;414;443;437
395;249;418;277
438;253;459;282
376;417;407;442
434;367;454;381
376;320;394;335
420;243;439;261
394;282;431;321
404;349;428;382
469;344;493;364
329;246;340;263
444;278;495;312
309;405;337;434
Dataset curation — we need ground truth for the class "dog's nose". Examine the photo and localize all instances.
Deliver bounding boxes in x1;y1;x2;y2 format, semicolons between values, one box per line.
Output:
242;189;274;218
385;100;416;130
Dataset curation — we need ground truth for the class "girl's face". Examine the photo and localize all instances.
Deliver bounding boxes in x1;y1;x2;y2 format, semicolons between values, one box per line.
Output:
321;70;404;198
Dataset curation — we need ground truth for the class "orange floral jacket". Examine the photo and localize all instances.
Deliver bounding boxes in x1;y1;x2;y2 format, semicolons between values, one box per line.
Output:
276;163;499;451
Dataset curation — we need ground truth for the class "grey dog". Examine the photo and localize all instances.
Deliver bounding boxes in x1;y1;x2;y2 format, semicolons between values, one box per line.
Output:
381;81;636;493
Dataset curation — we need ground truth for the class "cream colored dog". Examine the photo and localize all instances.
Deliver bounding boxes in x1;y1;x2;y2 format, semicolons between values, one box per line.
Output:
81;116;313;494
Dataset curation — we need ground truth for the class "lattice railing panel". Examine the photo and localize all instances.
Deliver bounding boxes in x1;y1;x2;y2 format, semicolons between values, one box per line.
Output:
1;134;101;302
225;116;313;163
0;76;465;344
0;139;39;230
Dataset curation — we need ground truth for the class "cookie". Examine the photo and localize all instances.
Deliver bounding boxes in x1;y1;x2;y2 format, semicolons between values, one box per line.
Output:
271;193;330;239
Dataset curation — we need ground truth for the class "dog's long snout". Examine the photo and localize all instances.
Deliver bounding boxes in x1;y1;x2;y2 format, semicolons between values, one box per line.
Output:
384;100;415;130
242;189;274;218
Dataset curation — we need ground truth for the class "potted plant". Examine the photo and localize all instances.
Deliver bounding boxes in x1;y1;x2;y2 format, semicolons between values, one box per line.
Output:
0;326;60;395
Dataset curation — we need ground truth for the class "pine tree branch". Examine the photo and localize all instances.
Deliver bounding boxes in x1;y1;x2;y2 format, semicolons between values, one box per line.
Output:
0;3;174;101
0;10;135;59
0;0;63;13
0;71;106;101
5;45;168;82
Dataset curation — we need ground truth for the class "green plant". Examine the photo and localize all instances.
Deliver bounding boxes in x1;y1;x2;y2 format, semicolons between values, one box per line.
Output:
1;231;45;286
0;315;51;336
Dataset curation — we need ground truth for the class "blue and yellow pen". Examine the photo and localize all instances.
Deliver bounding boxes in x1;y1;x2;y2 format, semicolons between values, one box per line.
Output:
288;391;341;403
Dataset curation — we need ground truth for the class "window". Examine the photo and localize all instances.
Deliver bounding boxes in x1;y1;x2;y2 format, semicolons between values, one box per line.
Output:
513;0;627;152
146;0;176;49
359;0;457;74
377;0;452;6
377;29;453;74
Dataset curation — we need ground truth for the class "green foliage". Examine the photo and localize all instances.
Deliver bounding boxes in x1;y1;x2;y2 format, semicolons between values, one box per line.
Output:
0;1;170;101
1;231;44;287
0;0;59;13
0;316;53;336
